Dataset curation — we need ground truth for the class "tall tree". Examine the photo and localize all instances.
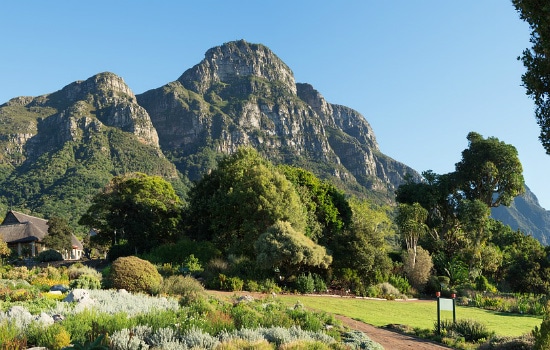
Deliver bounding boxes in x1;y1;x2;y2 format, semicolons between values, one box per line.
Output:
457;199;492;276
396;202;428;268
44;216;74;252
79;172;183;253
455;132;524;207
333;199;393;287
278;165;352;242
513;0;550;153
184;147;307;256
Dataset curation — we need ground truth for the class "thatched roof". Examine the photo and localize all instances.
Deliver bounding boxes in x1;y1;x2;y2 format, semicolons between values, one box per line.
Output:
0;210;83;249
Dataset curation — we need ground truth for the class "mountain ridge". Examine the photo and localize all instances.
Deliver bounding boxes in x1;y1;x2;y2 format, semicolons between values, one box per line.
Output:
0;39;548;243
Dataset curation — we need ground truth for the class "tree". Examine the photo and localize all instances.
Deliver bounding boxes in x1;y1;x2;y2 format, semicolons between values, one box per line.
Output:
0;238;10;264
513;0;550;153
396;132;525;278
396;202;428;268
455;132;524;207
79;172;183;253
457;199;492;277
184;147;307;256
332;199;394;288
254;220;332;277
278;165;352;242
44;216;74;252
403;246;433;292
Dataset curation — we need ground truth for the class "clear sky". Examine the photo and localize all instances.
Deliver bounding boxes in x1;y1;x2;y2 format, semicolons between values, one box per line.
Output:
1;1;548;209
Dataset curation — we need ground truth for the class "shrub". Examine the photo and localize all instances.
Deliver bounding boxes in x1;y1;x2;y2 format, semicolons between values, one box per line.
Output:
245;280;260;292
67;264;102;281
438;319;494;342
295;274;315;294
402;247;433;292
109;328;149;350
28;323;71;350
341;330;384;350
259;279;282;294
181;326;220;349
478;334;534;350
108;256;162;294
37;249;63;262
533;302;550;350
37;266;63;280
217;338;274;350
70;274;102;290
388;274;411;295
203;258;229;289
160;275;206;305
0;320;26;349
225;276;244;292
183;254;204;275
313;274;327;293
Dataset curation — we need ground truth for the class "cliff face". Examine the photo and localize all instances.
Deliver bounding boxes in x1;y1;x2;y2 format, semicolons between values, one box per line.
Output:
0;72;160;164
138;40;418;200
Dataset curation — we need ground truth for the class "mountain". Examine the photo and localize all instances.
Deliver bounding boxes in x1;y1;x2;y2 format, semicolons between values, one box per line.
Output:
0;39;548;243
0;73;187;230
492;186;550;245
136;40;417;200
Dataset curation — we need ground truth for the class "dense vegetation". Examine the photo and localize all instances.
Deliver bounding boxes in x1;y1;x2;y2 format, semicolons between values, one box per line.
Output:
0;134;549;348
63;133;550;301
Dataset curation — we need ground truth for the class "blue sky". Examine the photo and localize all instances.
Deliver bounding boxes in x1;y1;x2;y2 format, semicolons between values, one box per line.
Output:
2;1;548;209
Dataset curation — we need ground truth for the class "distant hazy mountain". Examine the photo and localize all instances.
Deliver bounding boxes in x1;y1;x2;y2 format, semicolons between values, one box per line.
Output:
492;185;550;244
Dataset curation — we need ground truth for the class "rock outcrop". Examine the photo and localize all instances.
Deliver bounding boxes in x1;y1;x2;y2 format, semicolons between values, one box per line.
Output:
138;40;418;200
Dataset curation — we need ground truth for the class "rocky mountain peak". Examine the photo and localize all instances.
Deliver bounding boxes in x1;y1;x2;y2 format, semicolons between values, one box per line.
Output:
55;72;136;106
178;40;297;95
51;72;159;147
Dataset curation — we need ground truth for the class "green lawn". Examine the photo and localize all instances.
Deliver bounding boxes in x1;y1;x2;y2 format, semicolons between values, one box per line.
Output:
279;295;541;337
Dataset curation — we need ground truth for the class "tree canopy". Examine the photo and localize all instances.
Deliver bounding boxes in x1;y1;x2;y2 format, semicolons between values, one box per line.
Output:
44;216;74;252
514;0;550;153
396;132;525;285
255;220;332;276
184;147;308;256
79;172;184;253
455;132;524;207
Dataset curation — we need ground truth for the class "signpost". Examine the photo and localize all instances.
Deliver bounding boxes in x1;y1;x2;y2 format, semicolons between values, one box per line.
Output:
436;292;456;335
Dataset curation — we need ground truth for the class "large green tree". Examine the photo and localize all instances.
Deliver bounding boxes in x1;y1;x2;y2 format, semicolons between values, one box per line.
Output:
278;165;352;242
455;132;524;207
44;216;74;252
396;132;525;283
79;172;184;253
184;147;307;256
396;202;428;268
331;199;394;288
255;220;332;277
513;0;550;153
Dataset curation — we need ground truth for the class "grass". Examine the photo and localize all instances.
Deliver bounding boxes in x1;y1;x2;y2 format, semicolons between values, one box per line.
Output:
278;295;541;337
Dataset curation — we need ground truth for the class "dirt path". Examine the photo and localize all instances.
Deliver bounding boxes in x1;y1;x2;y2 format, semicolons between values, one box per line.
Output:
335;315;453;350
